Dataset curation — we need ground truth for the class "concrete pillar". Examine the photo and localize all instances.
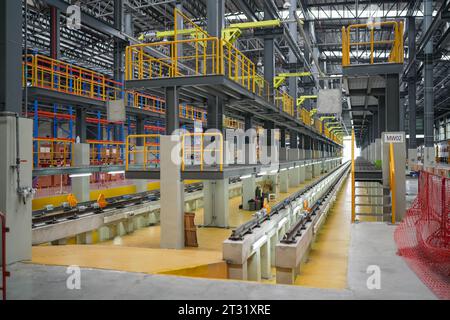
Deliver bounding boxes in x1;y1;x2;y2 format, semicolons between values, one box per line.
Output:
299;165;305;183
279;170;289;193
72;144;90;202
305;162;313;180
160;135;185;249
289;167;300;187
242;176;256;210
261;241;271;280
276;267;295;285
247;249;262;281
203;180;229;227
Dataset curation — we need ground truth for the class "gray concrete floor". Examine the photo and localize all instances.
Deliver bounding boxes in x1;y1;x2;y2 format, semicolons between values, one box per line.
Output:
6;222;437;300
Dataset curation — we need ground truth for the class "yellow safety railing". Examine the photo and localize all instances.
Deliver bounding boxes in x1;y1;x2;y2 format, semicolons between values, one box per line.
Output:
300;108;312;126
342;21;404;67
275;90;294;116
181;133;223;172
351;129;356;223
224;117;245;130
222;39;256;92
389;143;396;224
125;134;161;171
33;138;74;168
23;54;122;101
125;37;221;80
87;140;125;165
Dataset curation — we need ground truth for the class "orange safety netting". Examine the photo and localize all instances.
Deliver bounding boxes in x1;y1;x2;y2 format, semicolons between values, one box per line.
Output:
394;171;450;300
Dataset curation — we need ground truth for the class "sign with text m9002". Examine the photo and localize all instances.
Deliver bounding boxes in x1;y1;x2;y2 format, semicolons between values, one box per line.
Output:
384;133;404;143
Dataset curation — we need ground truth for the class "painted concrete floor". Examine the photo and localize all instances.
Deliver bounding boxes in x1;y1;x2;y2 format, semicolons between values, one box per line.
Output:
7;173;437;300
8;220;436;299
30;177;322;276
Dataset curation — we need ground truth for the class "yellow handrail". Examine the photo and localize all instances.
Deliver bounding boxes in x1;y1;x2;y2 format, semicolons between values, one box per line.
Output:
389;143;396;224
181;132;223;172
342;21;404;67
125;134;161;171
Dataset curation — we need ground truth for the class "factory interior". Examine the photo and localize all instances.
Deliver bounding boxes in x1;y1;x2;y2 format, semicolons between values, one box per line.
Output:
0;0;449;303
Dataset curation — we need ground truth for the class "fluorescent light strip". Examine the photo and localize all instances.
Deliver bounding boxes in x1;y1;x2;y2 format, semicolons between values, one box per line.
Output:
69;173;92;178
108;171;125;175
240;174;252;179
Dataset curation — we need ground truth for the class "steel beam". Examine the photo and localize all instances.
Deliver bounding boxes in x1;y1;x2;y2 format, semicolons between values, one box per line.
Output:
165;87;179;134
424;0;434;148
76;108;87;143
385;74;400;132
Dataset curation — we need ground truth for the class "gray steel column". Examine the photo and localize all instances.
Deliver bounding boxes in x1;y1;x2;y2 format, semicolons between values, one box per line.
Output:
244;113;252;144
423;0;434;148
207;0;224;37
378;97;386;134
0;0;22;114
76;108;87;143
165;87;179;134
288;0;298;115
263;4;275;91
207;95;224;133
113;0;124;82
385;74;400;131
298;134;304;149
289;129;298;148
280;128;286;148
408;16;417;150
50;6;61;60
373;111;379;139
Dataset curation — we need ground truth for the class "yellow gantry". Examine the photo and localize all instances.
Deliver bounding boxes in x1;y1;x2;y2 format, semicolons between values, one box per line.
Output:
274;72;312;89
297;95;317;107
139;19;281;44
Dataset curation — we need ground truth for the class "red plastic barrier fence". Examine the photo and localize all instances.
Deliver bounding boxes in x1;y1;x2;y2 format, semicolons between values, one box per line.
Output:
0;212;9;301
394;171;450;300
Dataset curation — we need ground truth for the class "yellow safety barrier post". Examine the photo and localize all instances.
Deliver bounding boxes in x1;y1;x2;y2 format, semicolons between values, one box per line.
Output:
389;143;396;224
351;129;356;223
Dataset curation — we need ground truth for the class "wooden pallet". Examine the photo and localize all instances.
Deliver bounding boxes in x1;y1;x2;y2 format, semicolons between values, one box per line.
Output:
184;212;198;247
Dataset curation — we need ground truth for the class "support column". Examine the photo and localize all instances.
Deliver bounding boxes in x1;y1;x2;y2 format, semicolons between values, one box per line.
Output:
134;116;148;192
165;87;179;134
386;74;400;132
50;6;61;60
280;128;288;161
423;0;435;168
203;180;229;227
408;16;417;169
72;144;90;202
76;108;87;143
160;135;184;249
279;170;289;193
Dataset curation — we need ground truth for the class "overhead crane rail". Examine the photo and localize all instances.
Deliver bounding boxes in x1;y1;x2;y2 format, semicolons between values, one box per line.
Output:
229;162;349;241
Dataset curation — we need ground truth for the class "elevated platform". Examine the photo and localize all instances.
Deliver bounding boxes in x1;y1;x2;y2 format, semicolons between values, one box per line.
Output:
126;75;340;148
126;158;339;180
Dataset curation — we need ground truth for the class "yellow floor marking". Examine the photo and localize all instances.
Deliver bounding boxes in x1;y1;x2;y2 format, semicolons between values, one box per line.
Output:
292;176;352;289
